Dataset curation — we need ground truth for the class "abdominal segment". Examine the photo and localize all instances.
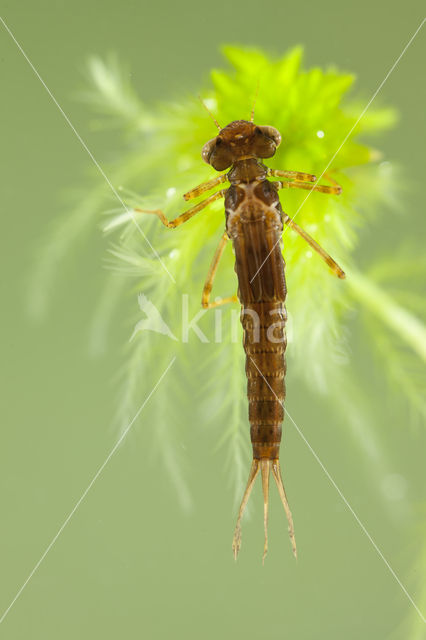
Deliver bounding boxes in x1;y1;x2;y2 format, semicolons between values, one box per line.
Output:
242;301;287;460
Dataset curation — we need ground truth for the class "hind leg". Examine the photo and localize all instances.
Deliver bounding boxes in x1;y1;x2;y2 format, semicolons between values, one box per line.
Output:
283;214;345;279
202;232;238;309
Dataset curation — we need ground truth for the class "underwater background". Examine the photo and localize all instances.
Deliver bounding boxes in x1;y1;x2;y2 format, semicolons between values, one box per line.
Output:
1;1;425;638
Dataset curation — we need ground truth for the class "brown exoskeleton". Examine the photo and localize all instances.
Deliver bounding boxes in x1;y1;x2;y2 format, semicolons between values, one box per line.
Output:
135;111;344;562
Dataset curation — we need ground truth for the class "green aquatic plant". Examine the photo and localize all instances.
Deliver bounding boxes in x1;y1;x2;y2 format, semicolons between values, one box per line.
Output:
30;43;426;489
29;45;426;630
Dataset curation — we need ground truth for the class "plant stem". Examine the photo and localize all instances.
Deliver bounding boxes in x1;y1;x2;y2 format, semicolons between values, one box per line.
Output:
347;268;426;362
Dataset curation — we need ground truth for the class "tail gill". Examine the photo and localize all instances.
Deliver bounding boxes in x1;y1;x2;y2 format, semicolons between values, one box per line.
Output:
232;458;297;562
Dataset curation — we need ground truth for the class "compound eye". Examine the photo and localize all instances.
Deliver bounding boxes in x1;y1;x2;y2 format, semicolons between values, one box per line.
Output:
201;138;217;164
256;126;281;147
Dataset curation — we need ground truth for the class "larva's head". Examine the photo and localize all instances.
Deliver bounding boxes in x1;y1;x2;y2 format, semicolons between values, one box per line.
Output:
202;120;281;171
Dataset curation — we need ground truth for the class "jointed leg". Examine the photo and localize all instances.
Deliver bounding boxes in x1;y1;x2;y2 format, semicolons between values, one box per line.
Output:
323;171;341;189
202;232;238;308
269;168;342;194
268;168;316;183
183;173;228;201
276;179;342;195
134;189;225;229
203;295;238;309
283;214;345;279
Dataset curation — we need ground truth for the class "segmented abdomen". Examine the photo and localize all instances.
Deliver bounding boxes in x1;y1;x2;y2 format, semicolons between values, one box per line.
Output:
242;300;286;459
226;184;287;460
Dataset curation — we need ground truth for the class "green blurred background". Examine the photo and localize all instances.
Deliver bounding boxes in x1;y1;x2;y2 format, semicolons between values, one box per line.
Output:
1;2;425;639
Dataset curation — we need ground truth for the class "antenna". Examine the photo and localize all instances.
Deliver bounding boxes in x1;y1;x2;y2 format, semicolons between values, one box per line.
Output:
198;95;221;131
250;79;260;123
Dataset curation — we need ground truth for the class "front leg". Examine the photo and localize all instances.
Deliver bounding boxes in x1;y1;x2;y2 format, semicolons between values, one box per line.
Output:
183;174;228;201
268;168;316;183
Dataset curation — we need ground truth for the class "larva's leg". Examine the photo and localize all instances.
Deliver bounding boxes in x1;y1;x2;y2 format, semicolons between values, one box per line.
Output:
202;232;238;309
276;179;342;195
183;174;228;201
134;189;225;229
268;168;316;182
283;214;345;279
203;295;239;309
323;171;341;189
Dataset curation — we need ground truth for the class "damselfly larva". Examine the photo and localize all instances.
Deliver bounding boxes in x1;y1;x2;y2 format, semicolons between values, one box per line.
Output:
135;109;344;562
